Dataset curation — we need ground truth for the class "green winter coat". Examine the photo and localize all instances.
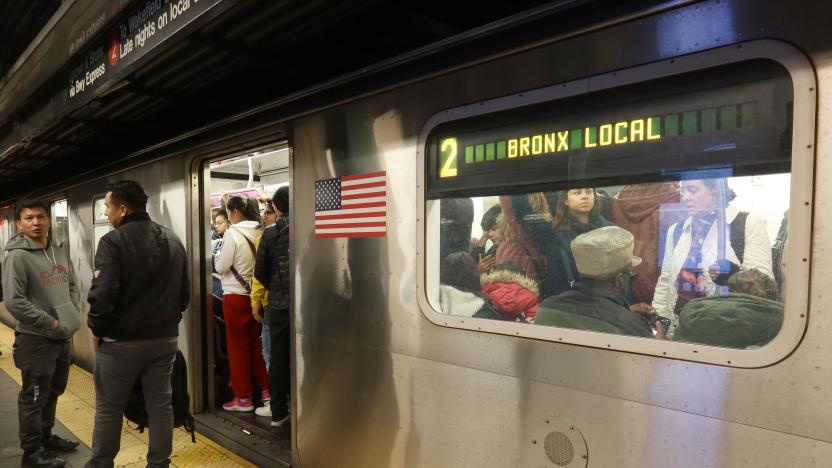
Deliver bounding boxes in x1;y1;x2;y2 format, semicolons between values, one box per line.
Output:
673;293;784;348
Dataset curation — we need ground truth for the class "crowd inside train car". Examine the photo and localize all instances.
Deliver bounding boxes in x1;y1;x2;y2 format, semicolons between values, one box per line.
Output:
438;175;789;350
210;188;292;426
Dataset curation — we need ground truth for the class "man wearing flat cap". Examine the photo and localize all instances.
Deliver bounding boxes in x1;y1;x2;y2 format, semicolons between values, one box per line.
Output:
536;226;654;337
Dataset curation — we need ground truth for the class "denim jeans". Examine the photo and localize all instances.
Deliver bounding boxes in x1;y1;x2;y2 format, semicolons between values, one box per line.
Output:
261;308;271;370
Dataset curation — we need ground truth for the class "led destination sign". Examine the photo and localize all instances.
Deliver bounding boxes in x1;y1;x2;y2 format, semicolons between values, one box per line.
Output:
426;60;792;199
437;102;757;179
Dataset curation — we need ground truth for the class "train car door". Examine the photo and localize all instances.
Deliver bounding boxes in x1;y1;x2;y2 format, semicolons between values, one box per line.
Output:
196;145;292;466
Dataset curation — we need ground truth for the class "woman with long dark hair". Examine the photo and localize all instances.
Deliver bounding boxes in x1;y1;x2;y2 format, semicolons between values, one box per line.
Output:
215;196;269;411
548;188;614;296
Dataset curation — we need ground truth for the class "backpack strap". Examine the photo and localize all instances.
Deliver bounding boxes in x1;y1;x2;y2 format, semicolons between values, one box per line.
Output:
228;227;257;294
672;220;685;249
730;211;749;265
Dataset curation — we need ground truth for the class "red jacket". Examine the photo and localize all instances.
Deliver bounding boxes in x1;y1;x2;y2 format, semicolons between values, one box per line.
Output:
481;269;539;319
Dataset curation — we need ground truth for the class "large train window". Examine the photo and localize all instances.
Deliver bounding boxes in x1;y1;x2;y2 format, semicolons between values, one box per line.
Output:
418;41;815;367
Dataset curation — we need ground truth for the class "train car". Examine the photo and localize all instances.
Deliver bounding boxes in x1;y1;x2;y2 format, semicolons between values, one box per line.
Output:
1;0;831;466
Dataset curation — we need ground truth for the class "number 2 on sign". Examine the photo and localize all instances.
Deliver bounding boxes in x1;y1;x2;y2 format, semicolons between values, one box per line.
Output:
439;138;458;178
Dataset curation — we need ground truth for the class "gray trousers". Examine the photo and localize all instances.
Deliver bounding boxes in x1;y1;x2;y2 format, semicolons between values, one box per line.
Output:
86;337;178;468
12;332;71;454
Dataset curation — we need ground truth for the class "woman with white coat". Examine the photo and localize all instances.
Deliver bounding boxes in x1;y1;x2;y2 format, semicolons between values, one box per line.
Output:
215;196;269;412
652;178;773;337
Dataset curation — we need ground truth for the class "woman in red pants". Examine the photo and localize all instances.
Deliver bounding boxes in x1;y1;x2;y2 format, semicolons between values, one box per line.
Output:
215;196;270;411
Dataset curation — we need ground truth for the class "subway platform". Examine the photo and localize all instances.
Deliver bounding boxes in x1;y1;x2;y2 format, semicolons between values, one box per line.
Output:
0;324;254;468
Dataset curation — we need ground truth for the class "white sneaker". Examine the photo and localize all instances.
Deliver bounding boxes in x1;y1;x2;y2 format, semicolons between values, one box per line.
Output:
271;413;290;428
255;405;272;417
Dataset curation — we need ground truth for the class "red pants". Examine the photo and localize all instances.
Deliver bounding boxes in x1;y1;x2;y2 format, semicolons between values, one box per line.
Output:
223;294;269;399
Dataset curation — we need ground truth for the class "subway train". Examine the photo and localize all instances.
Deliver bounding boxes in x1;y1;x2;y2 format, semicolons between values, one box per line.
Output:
1;0;831;466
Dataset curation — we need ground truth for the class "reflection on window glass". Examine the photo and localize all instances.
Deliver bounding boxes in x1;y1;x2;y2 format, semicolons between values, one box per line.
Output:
93;197;113;256
50;200;68;247
436;176;788;349
94;197;108;222
429;60;793;350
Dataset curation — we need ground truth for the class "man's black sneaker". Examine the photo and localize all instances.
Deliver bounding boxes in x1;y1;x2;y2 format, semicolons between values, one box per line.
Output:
22;447;65;467
42;435;79;452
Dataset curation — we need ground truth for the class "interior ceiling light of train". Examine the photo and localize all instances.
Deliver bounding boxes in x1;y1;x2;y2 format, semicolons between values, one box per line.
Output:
0;0;668;201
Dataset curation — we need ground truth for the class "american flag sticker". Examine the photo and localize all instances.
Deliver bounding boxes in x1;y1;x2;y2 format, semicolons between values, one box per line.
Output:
314;171;387;238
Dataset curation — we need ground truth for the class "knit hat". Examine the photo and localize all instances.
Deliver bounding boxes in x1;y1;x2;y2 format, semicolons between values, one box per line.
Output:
571;226;641;279
272;186;289;214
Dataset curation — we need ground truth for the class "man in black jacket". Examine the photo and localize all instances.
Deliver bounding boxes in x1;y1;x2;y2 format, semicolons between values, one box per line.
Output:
253;186;291;426
85;181;189;468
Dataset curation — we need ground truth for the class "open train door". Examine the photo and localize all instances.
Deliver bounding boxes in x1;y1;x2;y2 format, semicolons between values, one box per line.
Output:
194;144;293;467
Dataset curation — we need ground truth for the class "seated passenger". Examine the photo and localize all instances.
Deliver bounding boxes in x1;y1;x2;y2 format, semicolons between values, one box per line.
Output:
536;226;653;337
471;204;502;273
547;188;614;296
652;178;774;336
481;264;539;322
439;252;500;319
672;269;783;348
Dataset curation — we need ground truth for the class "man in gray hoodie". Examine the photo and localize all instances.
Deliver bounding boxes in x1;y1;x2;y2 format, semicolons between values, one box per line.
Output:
2;199;82;468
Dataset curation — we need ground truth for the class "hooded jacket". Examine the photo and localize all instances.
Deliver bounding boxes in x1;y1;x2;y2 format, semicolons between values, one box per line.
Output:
2;233;81;340
215;220;263;296
87;212;189;340
673;293;783;348
611;182;683;304
480;269;539;320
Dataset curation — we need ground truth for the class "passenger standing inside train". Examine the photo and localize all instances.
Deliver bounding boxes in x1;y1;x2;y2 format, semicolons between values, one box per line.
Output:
652;178;773;336
2;199;82;468
215;196;269;412
85;181;188;468
470;204;501;273
252;187;291;425
548;188;614;296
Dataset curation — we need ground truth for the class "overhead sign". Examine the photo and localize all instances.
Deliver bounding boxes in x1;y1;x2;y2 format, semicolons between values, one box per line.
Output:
68;0;222;102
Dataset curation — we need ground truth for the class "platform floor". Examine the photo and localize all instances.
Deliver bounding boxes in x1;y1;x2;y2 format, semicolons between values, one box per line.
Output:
0;324;254;468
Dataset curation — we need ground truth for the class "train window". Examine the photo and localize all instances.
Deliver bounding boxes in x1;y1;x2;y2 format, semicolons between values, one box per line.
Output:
419;42;815;366
50;199;69;248
92;196;113;257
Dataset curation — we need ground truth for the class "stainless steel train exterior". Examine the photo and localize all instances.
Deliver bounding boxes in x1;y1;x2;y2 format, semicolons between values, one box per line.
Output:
2;0;831;466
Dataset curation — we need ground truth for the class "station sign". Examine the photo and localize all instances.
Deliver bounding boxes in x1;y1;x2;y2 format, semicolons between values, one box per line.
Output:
67;0;222;103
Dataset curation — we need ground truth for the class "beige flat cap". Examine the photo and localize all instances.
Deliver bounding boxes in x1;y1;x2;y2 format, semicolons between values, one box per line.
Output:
570;226;642;279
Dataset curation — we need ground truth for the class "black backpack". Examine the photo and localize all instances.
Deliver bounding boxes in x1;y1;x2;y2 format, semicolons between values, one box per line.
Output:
124;350;196;442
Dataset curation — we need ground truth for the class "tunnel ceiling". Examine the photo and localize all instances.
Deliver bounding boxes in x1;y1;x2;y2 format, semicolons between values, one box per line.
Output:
0;0;672;201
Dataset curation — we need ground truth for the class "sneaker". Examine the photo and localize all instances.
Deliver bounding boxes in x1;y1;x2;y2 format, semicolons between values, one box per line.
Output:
222;397;254;412
42;435;79;452
271;412;290;428
22;446;65;467
261;389;272;404
255;405;272;417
